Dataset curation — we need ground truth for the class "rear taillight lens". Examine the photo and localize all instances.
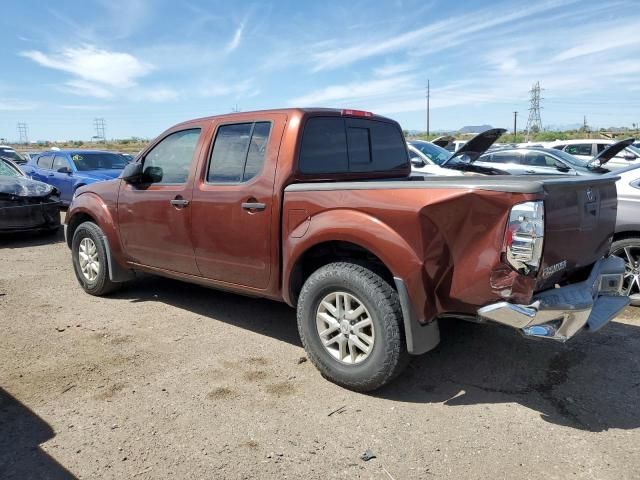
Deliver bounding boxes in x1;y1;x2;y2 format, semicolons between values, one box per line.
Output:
504;201;544;274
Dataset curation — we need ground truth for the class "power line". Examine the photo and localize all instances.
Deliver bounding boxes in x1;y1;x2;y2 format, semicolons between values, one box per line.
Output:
93;118;106;142
17;123;29;144
526;81;543;138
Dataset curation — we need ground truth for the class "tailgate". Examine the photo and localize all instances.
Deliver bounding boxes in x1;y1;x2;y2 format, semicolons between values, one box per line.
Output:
536;176;618;290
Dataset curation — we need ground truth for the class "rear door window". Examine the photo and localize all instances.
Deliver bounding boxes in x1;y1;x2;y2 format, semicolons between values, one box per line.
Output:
299;116;408;174
207;121;272;183
483;151;520;164
37;155;53;170
564;144;593;156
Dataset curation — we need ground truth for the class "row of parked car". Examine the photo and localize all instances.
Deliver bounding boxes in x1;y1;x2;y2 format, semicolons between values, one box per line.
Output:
0;146;134;235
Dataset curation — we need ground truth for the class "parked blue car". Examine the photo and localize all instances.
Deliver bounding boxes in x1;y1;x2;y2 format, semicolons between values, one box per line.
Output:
22;150;128;205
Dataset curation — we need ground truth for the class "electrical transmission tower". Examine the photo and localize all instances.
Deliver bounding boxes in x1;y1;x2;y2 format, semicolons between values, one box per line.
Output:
525;81;543;138
17;123;29;143
93;118;106;142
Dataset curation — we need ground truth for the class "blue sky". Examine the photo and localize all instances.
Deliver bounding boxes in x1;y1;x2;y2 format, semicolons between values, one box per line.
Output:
1;0;639;141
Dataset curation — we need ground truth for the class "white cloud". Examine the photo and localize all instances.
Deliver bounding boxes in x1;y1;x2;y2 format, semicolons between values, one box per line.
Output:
61;104;113;110
552;23;640;62
201;79;255;98
62;79;114;99
21;45;152;88
135;86;180;102
0;98;38;111
288;74;417;106
310;0;575;71
374;62;416;77
225;23;245;53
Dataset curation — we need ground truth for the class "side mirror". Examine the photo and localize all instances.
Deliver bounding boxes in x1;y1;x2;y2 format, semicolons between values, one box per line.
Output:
624;153;636;161
554;160;570;172
120;162;144;183
57;166;72;174
410;158;426;168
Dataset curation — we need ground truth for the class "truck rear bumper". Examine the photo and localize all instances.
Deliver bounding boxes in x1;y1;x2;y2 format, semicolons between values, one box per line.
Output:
477;256;629;341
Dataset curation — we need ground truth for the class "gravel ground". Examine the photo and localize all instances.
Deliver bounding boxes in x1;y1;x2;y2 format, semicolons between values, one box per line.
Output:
1;223;640;479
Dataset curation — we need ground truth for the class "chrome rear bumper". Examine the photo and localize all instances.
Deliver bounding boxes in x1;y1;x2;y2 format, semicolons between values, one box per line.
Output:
477;256;629;341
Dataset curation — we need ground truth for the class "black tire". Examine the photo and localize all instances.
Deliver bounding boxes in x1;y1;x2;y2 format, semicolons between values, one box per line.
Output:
297;262;409;392
610;238;640;306
71;221;120;296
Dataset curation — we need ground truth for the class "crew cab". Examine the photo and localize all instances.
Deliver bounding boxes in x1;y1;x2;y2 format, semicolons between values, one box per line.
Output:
65;108;628;391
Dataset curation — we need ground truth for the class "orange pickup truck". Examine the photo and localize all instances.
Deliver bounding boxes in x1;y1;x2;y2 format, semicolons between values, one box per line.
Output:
65;108;628;391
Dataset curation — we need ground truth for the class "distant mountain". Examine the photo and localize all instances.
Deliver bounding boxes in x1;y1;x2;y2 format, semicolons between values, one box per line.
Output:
458;125;493;134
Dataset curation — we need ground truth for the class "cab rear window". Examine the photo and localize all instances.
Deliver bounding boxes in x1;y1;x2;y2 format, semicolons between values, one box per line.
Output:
299;117;408;174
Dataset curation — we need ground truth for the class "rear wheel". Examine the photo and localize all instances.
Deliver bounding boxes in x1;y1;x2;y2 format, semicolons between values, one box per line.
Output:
296;262;408;392
611;238;640;306
71;221;120;296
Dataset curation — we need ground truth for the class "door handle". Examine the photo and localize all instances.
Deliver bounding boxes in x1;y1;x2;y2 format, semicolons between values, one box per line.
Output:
48;173;55;177
170;198;190;208
241;202;266;211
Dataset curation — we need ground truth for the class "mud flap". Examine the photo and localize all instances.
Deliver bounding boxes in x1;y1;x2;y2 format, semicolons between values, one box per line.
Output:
394;277;440;355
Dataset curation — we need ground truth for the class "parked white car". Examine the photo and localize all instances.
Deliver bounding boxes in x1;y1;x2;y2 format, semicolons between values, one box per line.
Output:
406;141;461;176
548;139;640;169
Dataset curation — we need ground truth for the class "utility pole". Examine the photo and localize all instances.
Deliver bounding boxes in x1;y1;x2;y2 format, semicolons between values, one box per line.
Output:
17;123;29;144
583;115;588;133
513;111;518;139
93;118;106;143
525;81;543;139
425;80;430;137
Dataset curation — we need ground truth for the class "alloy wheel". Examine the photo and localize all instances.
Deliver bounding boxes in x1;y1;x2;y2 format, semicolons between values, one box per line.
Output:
78;237;100;282
315;291;375;364
612;245;640;303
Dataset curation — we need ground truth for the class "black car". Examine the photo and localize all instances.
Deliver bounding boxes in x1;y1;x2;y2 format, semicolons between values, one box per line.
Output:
0;157;61;233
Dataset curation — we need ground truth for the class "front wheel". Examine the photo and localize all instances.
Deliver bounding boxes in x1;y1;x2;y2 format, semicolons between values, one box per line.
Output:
71;221;120;296
296;262;408;392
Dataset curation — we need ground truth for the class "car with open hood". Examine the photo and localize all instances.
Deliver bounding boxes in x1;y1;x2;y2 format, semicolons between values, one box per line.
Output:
448;138;636;176
0;156;61;233
21;149;128;205
549;138;640;169
409;128;508;176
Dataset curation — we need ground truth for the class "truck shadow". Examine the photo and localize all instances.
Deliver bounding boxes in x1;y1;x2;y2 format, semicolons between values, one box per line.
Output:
378;318;640;433
113;276;640;433
0;388;76;479
113;275;303;347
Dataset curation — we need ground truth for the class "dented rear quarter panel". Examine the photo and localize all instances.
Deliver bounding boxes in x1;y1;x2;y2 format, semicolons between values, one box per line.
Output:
283;185;541;324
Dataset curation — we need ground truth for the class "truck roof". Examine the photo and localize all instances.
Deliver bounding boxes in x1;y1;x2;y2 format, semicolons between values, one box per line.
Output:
172;108;396;129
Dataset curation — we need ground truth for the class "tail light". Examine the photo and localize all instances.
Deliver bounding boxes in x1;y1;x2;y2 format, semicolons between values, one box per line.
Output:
504;201;544;274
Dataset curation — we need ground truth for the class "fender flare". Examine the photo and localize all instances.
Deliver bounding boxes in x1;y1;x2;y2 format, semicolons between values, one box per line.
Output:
66;193;134;282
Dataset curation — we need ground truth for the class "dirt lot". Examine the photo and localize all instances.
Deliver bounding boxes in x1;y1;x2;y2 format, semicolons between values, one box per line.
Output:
1;223;640;479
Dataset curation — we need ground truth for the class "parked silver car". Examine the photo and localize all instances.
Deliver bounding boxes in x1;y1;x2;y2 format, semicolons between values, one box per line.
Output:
610;164;640;305
466;139;635;176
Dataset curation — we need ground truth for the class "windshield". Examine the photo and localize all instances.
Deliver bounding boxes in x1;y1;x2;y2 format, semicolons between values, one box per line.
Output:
628;145;640;156
71;152;128;171
0;148;25;163
408;141;450;165
0;158;22;177
551;149;591;167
